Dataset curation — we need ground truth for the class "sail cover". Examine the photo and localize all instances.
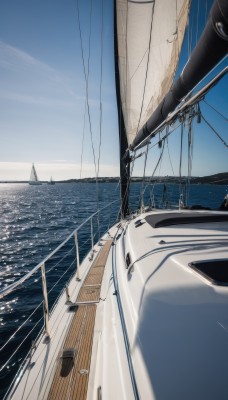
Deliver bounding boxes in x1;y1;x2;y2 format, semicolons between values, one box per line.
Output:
116;0;190;147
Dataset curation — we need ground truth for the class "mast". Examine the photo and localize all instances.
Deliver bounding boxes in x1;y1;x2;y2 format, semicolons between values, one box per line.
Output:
114;0;130;217
131;0;228;150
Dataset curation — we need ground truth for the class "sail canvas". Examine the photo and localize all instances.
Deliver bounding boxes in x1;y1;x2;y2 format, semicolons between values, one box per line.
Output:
116;0;190;146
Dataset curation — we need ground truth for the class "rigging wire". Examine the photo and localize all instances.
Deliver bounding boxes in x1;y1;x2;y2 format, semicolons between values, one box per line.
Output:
187;113;194;205
118;151;136;217
148;121;182;151
179;118;184;204
147;140;165;208
157;141;164;179
164;129;176;207
124;0;129;127
76;0;97;176
77;0;106;233
201;114;228;148
97;0;104;180
95;0;104;238
79;101;87;179
165;129;175;177
130;121;182;209
189;113;194;179
140;143;149;212
147;141;165;185
203;99;228;122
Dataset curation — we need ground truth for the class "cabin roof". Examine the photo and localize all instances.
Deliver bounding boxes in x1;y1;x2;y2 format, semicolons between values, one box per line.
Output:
118;210;228;399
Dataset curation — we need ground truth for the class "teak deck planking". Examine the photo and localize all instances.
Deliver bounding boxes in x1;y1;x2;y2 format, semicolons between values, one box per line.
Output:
48;239;112;400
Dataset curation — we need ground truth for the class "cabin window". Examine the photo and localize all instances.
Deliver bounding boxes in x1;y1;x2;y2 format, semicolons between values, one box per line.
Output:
189;259;228;286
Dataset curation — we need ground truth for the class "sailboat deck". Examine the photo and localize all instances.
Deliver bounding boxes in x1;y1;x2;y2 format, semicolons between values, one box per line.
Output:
48;240;112;400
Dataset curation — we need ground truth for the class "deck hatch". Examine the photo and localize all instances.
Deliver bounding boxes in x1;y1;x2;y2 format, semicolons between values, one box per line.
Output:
145;213;228;228
189;259;228;286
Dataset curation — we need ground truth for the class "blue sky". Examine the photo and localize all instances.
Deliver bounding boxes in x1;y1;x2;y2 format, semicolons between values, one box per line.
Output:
0;0;227;181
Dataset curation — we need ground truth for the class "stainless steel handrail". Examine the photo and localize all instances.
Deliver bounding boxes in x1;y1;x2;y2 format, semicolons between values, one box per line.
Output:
0;199;119;300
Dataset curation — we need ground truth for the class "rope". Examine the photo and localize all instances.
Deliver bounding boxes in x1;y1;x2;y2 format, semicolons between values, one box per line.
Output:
201;114;228;148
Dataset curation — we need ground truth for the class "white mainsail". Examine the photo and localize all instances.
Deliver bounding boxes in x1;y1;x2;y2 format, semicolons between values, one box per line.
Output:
116;0;190;146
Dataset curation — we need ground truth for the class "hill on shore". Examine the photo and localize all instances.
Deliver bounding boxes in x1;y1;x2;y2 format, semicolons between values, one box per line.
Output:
1;172;228;185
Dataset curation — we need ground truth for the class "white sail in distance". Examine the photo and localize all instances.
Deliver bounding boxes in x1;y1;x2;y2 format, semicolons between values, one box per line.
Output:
30;164;38;181
116;0;190;146
29;163;42;185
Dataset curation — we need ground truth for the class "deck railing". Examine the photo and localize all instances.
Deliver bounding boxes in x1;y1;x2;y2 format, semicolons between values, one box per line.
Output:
1;183;220;397
0;200;119;399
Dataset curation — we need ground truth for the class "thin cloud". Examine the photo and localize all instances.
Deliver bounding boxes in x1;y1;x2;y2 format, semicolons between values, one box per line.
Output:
0;40;57;73
0;90;83;108
0;40;112;108
0;40;80;99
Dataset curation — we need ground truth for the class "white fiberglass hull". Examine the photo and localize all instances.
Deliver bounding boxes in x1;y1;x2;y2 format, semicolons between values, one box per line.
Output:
5;209;228;400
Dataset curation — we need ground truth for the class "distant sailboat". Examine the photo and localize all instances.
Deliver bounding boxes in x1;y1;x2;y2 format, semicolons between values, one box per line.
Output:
29;163;42;185
47;176;55;185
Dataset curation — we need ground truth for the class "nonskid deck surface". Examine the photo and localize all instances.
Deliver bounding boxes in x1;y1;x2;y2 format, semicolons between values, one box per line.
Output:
48;240;112;400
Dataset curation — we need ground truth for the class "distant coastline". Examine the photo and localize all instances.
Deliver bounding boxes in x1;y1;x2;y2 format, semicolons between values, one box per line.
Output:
1;172;228;185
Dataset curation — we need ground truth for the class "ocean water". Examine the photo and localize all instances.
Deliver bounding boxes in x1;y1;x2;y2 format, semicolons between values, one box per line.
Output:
0;182;227;397
0;183;119;288
0;182;120;397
